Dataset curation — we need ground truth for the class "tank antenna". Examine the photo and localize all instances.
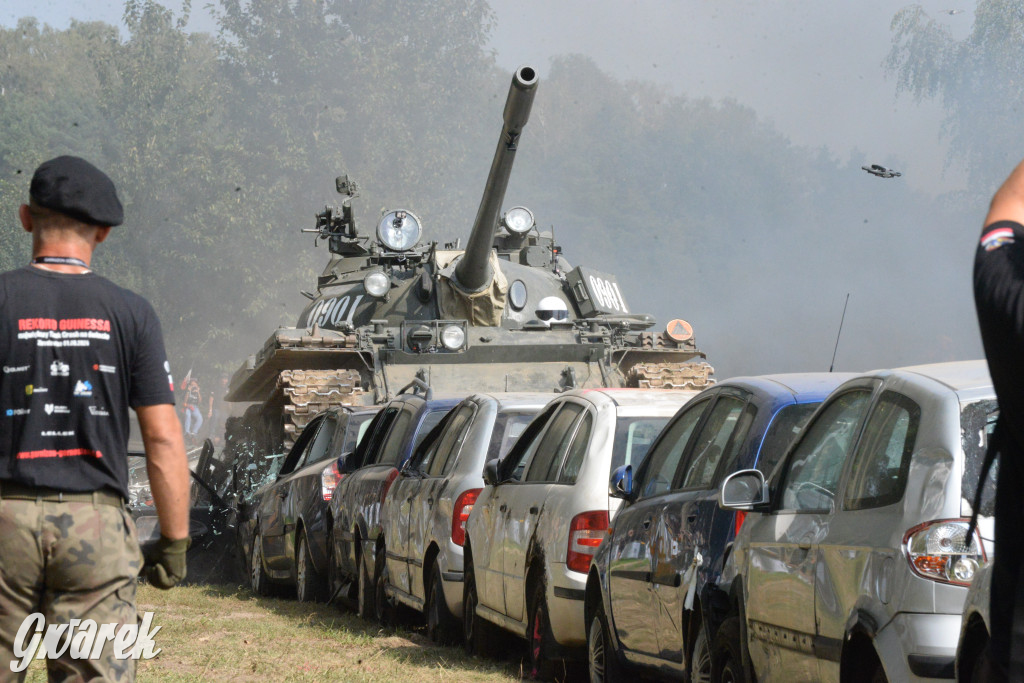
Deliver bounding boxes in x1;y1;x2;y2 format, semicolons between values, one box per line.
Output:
829;293;850;373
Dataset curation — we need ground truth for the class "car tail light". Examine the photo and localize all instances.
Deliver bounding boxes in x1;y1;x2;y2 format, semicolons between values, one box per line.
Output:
321;461;343;501
904;518;987;586
567;510;610;574
733;511;747;537
380;468;400;506
451;488;482;547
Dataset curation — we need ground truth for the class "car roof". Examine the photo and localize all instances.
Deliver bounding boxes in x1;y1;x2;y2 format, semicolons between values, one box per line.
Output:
715;373;858;402
571;388;701;408
892;360;994;402
467;392;554;411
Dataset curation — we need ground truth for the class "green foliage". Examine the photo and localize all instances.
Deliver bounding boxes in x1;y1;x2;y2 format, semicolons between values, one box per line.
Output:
887;1;1024;191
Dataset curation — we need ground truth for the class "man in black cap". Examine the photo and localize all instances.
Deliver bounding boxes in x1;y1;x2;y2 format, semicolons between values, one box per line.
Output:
974;157;1024;682
0;155;190;680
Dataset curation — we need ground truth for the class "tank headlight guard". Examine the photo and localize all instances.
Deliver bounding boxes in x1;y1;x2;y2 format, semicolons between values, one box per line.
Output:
502;206;535;234
440;325;466;351
363;271;390;298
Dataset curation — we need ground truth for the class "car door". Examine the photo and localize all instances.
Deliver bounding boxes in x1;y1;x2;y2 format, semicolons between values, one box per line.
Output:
280;411;339;567
814;389;921;681
503;400;587;622
743;387;873;681
474;402;558;613
651;391;755;663
608;396;712;658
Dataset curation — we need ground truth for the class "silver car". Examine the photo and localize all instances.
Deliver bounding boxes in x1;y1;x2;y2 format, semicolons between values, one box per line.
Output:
382;392;549;643
718;361;995;682
956;562;997;682
463;388;698;678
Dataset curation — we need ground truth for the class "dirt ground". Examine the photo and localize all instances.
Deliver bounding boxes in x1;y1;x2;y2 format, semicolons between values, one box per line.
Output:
23;584;532;682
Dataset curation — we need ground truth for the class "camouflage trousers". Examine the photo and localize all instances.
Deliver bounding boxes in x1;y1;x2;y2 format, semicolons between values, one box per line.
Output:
0;497;143;682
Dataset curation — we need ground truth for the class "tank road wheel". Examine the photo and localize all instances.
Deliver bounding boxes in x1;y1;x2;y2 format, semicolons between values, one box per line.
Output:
588;601;623;683
426;561;459;645
250;532;270;597
296;530;326;603
528;580;558;680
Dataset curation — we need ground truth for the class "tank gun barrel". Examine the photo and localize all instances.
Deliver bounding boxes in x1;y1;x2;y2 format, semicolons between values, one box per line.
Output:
453;66;538;293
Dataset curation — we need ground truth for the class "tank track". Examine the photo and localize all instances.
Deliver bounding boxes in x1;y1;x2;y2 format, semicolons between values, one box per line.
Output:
627;361;715;390
280;369;366;449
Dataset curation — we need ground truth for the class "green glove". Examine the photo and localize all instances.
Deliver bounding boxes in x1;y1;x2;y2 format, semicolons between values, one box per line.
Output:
143;535;191;589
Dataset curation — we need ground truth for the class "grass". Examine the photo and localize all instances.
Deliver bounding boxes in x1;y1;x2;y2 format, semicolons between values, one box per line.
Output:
24;584;525;682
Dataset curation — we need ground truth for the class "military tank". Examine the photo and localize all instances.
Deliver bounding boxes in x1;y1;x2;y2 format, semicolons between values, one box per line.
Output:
227;66;713;454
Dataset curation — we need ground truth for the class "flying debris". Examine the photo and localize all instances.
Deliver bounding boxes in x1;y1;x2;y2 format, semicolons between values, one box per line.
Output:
941;9;964;15
862;164;902;179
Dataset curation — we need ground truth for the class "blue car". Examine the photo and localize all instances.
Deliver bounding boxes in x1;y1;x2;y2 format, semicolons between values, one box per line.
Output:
584;373;853;682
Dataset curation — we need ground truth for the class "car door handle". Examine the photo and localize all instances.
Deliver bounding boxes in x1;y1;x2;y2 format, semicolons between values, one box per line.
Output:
529;506;539;515
499;504;507;512
642;516;652;529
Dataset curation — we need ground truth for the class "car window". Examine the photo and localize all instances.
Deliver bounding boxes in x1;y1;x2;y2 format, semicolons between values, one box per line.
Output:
376;407;414;466
337;412;376;459
406;409;455;474
525;403;585;483
636;398;709;499
278;416;324;477
428;405;475;476
502;403;559;482
962;398;999;518
412;408;449;453
779;389;872;512
756;403;820;476
679;396;750;490
356;407;398;465
486;410;538;460
556;411;594;484
844;391;921;510
613;416;671;472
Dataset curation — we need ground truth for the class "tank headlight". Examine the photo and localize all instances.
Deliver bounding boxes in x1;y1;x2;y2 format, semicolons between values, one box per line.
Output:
440;325;466;350
502;206;535;234
363;271;390;298
377;209;422;252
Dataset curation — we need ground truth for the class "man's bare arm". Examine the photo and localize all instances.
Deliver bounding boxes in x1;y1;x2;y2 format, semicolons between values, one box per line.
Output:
136;403;190;540
986;158;1024;226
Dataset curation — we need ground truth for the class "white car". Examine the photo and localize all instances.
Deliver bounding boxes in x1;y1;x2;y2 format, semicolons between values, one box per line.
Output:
462;388;697;678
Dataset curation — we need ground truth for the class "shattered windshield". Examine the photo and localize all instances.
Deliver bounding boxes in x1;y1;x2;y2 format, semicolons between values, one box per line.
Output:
961;399;999;518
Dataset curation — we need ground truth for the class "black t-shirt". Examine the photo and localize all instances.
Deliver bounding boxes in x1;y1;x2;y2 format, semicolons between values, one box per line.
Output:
974;219;1024;449
0;266;175;499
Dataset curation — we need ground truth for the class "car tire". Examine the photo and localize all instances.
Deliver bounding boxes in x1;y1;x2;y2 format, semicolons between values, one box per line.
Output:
357;546;374;620
250;531;270;597
690;623;712;683
711;617;746;683
463;557;498;657
296;530;326;603
426;562;459;645
528;580;558;680
587;602;623;683
373;544;392;625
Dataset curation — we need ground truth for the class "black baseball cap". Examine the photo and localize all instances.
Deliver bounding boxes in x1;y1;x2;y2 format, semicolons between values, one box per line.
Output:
30;155;124;227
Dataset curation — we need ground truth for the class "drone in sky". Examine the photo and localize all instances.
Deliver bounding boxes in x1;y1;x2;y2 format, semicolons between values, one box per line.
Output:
862;164;902;179
941;9;965;15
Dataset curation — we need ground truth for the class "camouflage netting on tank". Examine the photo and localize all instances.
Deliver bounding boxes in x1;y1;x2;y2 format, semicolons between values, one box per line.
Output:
279;369;365;446
628;361;715;390
437;251;508;326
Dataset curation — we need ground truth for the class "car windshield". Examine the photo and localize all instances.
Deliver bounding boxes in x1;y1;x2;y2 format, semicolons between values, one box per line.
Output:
756;402;820;476
961;398;999;517
612;416;671;471
486;410;538;460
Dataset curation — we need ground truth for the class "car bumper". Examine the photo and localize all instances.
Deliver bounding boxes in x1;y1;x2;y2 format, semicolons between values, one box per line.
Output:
439;543;466;618
876;612;959;681
548;562;587;649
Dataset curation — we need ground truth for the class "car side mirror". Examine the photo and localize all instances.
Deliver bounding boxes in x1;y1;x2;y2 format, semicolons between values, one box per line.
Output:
483;459;500;487
609;465;633;499
719;469;769;511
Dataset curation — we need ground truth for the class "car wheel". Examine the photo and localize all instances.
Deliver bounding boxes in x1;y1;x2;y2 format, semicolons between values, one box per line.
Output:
463;557;497;657
426;562;458;645
690;623;712;683
711;617;746;683
528;580;557;680
250;532;270;597
296;530;326;603
326;525;338;601
373;544;392;624
357;546;374;620
587;602;622;683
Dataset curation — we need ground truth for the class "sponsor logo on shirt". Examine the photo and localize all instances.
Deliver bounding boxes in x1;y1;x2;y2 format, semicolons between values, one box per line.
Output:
88;406;110;417
3;365;29;374
41;430;74;438
982;226;1016;252
93;363;116;374
164;361;174;392
24;385;47;396
5;408;29;417
50;361;69;377
73;380;93;397
43;404;70;415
